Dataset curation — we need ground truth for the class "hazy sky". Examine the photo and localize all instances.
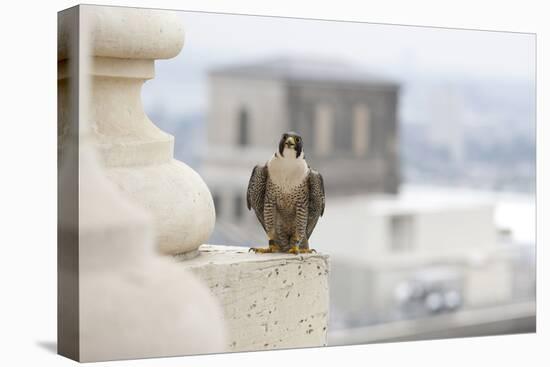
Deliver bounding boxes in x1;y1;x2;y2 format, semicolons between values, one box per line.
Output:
142;10;535;116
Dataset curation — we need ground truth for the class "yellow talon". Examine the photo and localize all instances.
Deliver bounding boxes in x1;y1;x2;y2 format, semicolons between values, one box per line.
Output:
250;241;280;254
249;247;272;253
250;242;316;254
287;246;300;254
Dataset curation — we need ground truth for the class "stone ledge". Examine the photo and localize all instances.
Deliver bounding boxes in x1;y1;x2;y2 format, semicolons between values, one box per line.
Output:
176;245;330;353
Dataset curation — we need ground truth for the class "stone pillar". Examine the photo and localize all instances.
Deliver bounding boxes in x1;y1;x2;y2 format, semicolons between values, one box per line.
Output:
179;245;330;352
80;5;215;257
58;6;227;362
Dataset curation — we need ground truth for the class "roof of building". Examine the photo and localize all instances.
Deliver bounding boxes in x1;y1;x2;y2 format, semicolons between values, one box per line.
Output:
328;185;497;215
210;56;399;87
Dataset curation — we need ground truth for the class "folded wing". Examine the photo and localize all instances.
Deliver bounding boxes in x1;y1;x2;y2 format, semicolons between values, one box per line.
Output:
246;164;268;232
307;169;325;239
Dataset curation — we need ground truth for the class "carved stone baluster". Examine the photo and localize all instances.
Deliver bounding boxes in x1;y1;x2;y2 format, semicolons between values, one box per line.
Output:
81;5;215;257
58;6;226;362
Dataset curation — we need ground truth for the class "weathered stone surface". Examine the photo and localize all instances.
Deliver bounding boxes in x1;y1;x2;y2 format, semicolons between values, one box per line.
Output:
58;6;226;362
77;5;215;256
81;5;184;60
176;245;330;352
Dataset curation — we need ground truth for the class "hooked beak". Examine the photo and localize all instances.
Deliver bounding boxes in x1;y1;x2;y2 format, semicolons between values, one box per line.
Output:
284;136;296;148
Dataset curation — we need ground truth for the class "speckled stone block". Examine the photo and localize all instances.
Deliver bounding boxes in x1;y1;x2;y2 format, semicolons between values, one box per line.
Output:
176;245;330;352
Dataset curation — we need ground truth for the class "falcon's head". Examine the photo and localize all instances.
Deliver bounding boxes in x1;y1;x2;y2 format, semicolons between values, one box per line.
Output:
278;131;303;158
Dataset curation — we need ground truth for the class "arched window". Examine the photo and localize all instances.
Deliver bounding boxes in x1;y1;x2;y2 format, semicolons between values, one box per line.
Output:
353;104;371;156
314;103;333;156
238;107;249;147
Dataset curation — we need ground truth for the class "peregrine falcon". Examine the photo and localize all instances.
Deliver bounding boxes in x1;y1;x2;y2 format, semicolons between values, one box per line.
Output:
247;132;325;254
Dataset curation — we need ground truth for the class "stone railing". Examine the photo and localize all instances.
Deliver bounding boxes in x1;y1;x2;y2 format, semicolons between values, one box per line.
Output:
58;4;329;362
180;245;329;352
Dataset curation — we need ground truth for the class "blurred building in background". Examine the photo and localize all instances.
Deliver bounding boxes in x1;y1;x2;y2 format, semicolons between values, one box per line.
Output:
319;187;535;339
202;57;400;231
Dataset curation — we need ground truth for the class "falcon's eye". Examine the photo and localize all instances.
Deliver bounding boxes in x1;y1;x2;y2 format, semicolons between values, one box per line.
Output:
283;134;288;139
296;137;301;143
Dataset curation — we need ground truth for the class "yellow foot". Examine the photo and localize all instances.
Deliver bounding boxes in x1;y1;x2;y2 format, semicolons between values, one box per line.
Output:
287;245;300;254
248;247;273;254
287;246;317;255
249;242;280;254
249;247;273;253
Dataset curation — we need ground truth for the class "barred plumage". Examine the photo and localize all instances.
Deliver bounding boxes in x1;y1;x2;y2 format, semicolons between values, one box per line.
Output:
247;132;325;254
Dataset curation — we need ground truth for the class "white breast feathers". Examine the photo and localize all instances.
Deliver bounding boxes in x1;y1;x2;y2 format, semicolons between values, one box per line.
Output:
267;148;309;192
